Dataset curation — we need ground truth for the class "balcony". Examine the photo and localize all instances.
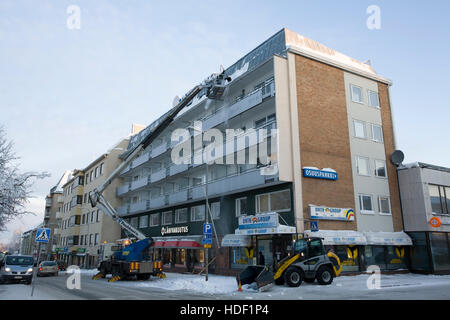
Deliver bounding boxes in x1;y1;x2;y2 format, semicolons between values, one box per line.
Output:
169;164;189;176
133;152;151;168
117;183;131;196
130;176;149;191
45;198;52;207
151;143;167;158
149;195;165;209
117;205;129;216
129;201;148;214
168;189;188;204
192;169;268;200
56;211;63;219
151;169;166;183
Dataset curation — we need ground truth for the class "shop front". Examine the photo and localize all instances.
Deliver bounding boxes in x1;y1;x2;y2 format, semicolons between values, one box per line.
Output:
408;231;450;274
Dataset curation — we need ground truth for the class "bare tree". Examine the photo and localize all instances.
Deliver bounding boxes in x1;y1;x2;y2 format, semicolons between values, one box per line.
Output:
0;127;49;231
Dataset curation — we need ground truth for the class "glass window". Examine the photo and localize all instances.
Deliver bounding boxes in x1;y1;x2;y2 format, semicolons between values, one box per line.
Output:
235;197;248;217
430;232;450;271
359;194;374;213
356;156;370;176
364;246;387;270
371;124;383;143
130;217;138;228
175;208;188;224
408;232;432;272
328;245;360;272
351;84;363;103
230;247;252;269
162;211;172;225
378;196;391;214
256;194;269;213
429;185;443;214
95;167;98;178
210;202;220;220
150;213;160;226
270;190;291;212
96;210;101;222
308;238;325;257
374;160;387;177
139;215;149;228
190;205;205;222
100;163;104;175
386;246;407;270
368;90;380;108
95;234;99;246
353;120;366;139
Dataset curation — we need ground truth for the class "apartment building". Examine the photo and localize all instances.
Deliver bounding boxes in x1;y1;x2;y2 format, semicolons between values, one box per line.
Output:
56;138;130;268
398;162;450;274
116;28;410;275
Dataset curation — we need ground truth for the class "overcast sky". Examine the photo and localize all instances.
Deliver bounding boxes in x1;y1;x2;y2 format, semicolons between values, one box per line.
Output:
1;0;449;243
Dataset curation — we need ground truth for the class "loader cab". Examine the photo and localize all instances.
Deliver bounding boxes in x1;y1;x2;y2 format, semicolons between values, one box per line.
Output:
293;238;325;260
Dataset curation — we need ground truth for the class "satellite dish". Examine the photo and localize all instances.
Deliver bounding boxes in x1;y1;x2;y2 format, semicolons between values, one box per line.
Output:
391;150;405;166
172;95;181;108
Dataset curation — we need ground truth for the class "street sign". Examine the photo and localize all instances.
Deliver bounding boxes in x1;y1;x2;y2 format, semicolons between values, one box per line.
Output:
202;237;212;245
35;228;51;243
310;221;319;232
203;244;212;248
203;223;213;235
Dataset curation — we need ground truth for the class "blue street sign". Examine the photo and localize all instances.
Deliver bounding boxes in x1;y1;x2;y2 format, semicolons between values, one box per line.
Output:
203;223;213;235
202;237;212;245
310;221;319;232
204;233;212;239
35;228;51;243
64;247;68;253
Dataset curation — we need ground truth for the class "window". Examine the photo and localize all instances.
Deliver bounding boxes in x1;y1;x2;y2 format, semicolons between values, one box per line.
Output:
150;213;160;226
80;235;84;246
356;156;370;176
162;211;173;225
190;205;205;222
378;196;391;215
90;171;93;182
89;234;93;246
236;197;248;217
353;120;366;139
100;163;104;175
139;215;149;228
131;217;139;228
429;185;449;214
95;233;99;246
86;212;90;224
371;124;383;143
256;189;291;213
91;211;95;223
175;208;188;223
351;84;363;103
95;166;98;178
210;202;220;220
430;233;450;271
96;210;101;222
368;90;380;108
82;214;85;225
359;194;374;213
374;160;387;178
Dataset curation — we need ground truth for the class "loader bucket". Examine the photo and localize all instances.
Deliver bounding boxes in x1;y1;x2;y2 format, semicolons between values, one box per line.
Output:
237;266;274;292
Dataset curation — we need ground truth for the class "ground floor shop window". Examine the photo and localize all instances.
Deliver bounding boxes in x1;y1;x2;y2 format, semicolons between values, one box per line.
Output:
385;246;407;270
430;232;450;271
230;247;253;269
364;246;387;270
326;245;361;272
194;249;204;266
175;249;186;265
408;232;431;273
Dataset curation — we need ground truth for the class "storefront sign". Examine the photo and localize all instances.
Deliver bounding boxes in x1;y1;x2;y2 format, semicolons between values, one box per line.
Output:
430;217;442;228
238;213;278;230
302;167;338;181
77;248;86;253
161;225;189;236
310;205;355;221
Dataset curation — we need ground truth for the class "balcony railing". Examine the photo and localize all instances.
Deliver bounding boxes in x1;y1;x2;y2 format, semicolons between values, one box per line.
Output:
117;183;131;196
151;169;166;183
130;176;149;191
168;189;188;204
130;201;148;213
169;163;189;176
149;195;165;209
151;143;168;158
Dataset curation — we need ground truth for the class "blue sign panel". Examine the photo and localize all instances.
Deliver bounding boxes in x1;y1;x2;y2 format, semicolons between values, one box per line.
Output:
35;228;51;243
203;223;213;235
310;221;319;232
202;237;212;245
302;168;338;181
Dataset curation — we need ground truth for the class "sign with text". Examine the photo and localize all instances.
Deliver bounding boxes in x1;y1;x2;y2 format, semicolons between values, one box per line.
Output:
238;213;279;230
161;226;189;236
303;168;338;181
310;205;355;221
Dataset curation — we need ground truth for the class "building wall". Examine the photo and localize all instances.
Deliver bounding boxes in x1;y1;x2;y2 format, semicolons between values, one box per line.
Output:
344;72;394;232
294;54;357;232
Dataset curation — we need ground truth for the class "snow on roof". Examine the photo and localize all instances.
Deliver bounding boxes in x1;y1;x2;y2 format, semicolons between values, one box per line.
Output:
52;170;72;193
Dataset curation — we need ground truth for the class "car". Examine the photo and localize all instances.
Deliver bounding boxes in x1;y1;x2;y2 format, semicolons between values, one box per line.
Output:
56;260;67;271
37;260;59;277
0;255;34;285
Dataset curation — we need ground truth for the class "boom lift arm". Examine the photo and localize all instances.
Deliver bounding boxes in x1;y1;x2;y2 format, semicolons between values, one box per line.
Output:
88;71;230;241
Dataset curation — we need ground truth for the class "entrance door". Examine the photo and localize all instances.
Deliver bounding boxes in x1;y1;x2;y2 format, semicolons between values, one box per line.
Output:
258;239;272;267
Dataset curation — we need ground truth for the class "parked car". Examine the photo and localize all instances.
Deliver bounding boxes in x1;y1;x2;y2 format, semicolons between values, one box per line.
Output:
37;260;59;277
0;255;34;284
56;260;67;271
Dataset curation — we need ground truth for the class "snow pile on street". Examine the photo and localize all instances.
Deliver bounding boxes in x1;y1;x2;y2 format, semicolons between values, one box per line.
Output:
132;272;238;294
61;268;98;275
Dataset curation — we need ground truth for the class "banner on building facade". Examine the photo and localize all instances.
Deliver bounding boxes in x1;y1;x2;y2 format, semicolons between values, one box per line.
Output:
309;205;355;221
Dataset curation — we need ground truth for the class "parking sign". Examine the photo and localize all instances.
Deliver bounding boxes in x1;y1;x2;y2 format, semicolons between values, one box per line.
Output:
203;223;212;235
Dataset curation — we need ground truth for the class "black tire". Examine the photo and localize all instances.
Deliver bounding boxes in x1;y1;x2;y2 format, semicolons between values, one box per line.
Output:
26;280;32;285
304;277;315;283
284;267;304;287
316;266;334;285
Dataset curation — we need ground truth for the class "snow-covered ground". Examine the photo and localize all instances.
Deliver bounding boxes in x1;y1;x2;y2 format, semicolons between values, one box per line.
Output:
112;272;450;299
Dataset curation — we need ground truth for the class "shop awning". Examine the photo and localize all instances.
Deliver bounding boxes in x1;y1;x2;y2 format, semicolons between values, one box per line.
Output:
152;235;203;249
221;234;251;247
304;230;367;245
235;224;296;235
363;232;413;246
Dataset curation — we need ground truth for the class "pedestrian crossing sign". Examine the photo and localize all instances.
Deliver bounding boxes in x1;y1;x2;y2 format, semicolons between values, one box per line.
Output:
35;228;51;243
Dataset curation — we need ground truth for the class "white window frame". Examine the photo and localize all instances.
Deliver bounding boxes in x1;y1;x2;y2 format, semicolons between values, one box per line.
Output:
374;159;387;178
350;84;364;104
353;119;367;139
235;197;247;217
139;215;149;228
255;189;291;214
359;194;374;214
370;123;384;143
175;208;188;224
356;156;371;176
210;202;220;220
190;205;205;222
161;211;173;225
367;89;380;108
378;196;392;215
150;213;160;226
